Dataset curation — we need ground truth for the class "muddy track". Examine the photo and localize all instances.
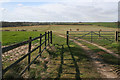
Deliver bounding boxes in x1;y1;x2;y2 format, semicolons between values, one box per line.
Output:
58;34;118;78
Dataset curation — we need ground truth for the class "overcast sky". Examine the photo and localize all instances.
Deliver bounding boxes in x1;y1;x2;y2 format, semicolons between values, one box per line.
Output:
0;0;119;22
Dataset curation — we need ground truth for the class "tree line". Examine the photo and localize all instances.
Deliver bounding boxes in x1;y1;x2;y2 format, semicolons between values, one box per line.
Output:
1;21;93;27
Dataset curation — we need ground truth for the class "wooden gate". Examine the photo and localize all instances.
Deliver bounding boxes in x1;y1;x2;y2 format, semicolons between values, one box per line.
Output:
67;31;117;45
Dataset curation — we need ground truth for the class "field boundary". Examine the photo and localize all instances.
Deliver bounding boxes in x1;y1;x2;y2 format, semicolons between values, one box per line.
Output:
2;31;53;77
67;31;118;45
66;30;120;57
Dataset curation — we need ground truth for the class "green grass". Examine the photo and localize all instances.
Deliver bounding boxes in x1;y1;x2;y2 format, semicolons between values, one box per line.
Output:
77;40;119;66
1;23;117;46
35;36;101;78
2;30;67;46
53;34;66;45
1;23;119;78
83;22;118;28
70;31;119;53
1;25;50;31
3;34;101;78
2;31;44;46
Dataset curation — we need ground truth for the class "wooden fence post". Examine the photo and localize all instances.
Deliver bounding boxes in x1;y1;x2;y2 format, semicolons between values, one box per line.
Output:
99;31;101;37
28;37;32;71
115;31;118;42
45;32;47;48
39;34;42;56
67;31;69;45
50;31;52;44
91;31;93;43
117;31;120;43
48;31;49;44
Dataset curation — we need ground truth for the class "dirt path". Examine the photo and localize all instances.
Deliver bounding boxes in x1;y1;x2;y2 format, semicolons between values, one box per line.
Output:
58;34;118;78
76;38;120;59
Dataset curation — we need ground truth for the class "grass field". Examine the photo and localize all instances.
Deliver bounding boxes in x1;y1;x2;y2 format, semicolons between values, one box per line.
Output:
1;24;117;33
1;23;119;53
69;31;119;53
3;34;101;78
1;23;120;78
1;23;118;46
2;31;44;46
82;22;118;28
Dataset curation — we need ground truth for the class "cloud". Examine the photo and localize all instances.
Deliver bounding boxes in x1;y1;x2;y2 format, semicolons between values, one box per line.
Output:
17;4;23;6
1;2;118;22
0;8;6;11
0;0;120;3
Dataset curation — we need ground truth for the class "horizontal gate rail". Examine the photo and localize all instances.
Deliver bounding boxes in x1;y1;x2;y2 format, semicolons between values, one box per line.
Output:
92;32;114;42
69;31;115;32
67;30;116;45
77;32;91;39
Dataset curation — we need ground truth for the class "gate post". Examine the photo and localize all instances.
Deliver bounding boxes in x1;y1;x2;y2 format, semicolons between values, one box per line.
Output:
115;31;118;42
67;31;69;45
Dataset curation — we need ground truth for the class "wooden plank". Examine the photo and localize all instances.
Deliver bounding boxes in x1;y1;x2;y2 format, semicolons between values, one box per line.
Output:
2;35;45;53
19;44;48;76
31;34;44;41
31;36;40;41
2;40;29;53
2;44;40;75
69;31;115;32
2;32;49;76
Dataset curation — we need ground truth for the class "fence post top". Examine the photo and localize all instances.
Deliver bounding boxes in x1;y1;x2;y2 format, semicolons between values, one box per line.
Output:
29;37;32;39
40;34;42;37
